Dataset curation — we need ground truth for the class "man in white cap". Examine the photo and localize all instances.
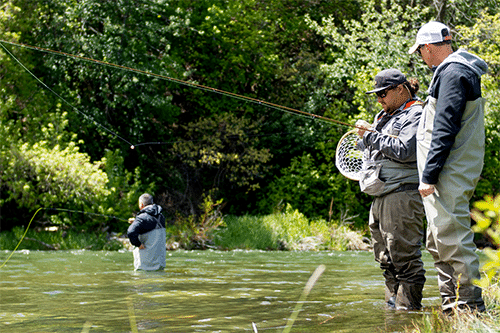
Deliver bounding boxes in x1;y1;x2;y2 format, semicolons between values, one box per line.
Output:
409;21;488;313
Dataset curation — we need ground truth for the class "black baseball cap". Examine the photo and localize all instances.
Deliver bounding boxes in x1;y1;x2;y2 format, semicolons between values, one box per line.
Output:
366;69;408;94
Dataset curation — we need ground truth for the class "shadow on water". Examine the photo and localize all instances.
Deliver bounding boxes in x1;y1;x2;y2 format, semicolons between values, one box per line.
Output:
0;249;441;332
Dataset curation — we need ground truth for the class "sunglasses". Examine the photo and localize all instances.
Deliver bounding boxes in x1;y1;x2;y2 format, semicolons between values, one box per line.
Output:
416;45;422;55
375;86;396;99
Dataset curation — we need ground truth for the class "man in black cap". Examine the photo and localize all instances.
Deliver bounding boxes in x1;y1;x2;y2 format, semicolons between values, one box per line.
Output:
355;68;426;310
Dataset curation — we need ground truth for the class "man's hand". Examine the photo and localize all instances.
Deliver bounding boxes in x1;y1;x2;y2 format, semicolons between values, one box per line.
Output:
355;120;372;138
128;217;135;224
419;182;435;197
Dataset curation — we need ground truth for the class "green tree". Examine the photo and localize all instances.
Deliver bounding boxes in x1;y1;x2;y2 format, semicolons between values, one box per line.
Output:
4;0;364;219
262;0;432;223
267;0;500;224
0;1;152;232
167;112;272;216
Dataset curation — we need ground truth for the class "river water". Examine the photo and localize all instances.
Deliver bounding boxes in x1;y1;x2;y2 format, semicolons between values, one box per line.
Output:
0;249;444;332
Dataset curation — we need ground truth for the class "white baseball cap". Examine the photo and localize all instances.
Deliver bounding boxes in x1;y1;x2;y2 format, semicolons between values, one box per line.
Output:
408;21;452;54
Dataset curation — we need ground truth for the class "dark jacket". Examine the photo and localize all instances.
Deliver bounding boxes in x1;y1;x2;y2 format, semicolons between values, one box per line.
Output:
422;49;487;184
357;99;422;195
127;204;166;247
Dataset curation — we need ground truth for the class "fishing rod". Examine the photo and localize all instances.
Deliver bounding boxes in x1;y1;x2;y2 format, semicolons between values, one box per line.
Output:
0;39;365;134
0;207;130;269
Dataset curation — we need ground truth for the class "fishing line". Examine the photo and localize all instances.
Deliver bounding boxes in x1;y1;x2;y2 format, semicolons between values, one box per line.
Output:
0;207;129;269
0;39;361;134
0;207;43;269
47;208;129;222
0;41;134;148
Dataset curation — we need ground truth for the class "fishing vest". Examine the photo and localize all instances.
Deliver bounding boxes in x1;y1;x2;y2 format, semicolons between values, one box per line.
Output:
359;100;422;196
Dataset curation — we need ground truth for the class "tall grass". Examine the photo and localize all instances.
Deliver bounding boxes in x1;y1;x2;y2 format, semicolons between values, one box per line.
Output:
213;204;368;251
406;282;500;333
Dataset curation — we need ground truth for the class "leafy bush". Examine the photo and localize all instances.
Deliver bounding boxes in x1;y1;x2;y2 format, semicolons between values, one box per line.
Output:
165;193;224;250
0;138;110;230
471;194;500;291
214;204;368;251
259;152;370;228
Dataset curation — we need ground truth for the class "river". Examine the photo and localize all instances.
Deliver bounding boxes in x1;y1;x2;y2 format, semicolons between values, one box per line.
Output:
0;249;443;332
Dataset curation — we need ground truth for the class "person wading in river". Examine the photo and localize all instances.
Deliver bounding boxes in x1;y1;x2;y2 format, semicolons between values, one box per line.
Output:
127;193;167;271
409;21;487;313
356;68;426;310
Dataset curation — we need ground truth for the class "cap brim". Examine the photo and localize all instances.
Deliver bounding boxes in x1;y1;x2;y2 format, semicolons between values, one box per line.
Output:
408;42;420;54
365;85;392;94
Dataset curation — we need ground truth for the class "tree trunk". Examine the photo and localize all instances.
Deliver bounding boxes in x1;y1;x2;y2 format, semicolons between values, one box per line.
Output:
435;0;447;23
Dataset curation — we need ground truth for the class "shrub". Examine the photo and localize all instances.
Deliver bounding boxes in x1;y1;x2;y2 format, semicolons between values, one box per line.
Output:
214;204;368;251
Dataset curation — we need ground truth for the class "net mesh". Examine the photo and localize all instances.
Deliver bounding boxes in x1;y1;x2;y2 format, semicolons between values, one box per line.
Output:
335;130;366;181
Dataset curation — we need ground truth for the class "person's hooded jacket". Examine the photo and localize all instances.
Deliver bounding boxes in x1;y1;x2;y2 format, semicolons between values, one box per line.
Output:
127;204;165;248
421;49;488;184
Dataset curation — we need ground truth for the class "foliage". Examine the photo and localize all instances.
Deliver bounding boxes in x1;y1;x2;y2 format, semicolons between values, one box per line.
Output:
0;2;126;232
214;204;368;251
0;137;110;231
257;0;433;225
306;0;432;119
439;0;500;26
3;0;349;222
259;152;370;227
2;0;500;241
471;194;500;290
407;296;500;333
261;0;433;224
101;149;155;232
4;140;109;207
171;112;272;194
165;193;224;250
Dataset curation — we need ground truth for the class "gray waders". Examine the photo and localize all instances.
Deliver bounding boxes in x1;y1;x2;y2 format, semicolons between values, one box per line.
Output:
417;96;486;312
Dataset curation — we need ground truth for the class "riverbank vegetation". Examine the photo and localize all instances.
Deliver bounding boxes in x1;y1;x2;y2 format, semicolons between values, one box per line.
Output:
0;226;123;251
0;203;368;252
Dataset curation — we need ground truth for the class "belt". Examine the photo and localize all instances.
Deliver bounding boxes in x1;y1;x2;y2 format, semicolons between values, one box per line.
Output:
392;183;419;193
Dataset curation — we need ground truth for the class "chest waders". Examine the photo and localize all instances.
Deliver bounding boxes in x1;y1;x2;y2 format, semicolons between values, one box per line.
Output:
366;102;426;310
417;96;486;312
133;219;167;271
